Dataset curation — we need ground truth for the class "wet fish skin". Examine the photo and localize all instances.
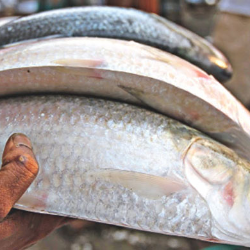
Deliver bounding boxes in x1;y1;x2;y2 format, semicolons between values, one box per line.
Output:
0;37;248;160
0;16;18;27
0;6;232;82
0;95;250;247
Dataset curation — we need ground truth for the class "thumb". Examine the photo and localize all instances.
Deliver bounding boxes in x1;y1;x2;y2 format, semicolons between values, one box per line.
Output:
0;133;39;221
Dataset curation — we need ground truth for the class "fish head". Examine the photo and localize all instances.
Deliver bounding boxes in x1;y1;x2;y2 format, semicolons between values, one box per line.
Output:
183;138;250;246
207;55;233;83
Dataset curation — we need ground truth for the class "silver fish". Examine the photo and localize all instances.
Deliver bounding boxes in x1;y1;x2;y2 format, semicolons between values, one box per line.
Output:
0;6;232;82
0;16;18;27
0;95;249;247
0;37;248;160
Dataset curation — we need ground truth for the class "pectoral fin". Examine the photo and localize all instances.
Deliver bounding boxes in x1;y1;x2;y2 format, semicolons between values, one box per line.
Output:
53;58;104;68
15;191;48;211
51;66;103;79
118;85;162;111
52;58;105;79
118;85;150;104
85;169;185;200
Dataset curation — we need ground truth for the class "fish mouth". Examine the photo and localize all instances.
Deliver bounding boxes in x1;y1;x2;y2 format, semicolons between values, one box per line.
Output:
214;65;233;83
207;56;233;82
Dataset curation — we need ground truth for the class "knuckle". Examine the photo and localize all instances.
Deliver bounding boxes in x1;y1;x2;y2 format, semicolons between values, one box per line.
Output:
16;155;27;166
15;154;38;177
2;153;38;179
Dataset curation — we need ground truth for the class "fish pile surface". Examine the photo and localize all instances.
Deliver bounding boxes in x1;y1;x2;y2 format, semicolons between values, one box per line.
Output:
0;37;249;161
0;6;232;82
0;6;248;247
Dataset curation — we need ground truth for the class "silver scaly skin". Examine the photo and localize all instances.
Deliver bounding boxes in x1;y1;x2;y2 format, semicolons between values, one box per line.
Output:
0;6;232;81
0;16;18;27
0;38;248;160
0;95;250;246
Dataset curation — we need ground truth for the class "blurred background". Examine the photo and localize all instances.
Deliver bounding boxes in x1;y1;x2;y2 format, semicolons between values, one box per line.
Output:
0;0;249;249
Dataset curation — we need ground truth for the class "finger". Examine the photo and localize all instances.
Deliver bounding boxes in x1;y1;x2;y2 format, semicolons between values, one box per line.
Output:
0;210;71;250
0;133;39;221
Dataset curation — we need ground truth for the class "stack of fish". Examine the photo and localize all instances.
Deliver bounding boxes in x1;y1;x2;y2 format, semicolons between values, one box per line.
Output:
0;6;249;247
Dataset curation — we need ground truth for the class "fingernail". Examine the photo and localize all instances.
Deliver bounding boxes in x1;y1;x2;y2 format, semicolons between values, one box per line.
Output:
11;133;32;150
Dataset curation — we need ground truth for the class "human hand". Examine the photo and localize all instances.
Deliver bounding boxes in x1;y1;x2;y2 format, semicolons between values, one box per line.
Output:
0;133;70;250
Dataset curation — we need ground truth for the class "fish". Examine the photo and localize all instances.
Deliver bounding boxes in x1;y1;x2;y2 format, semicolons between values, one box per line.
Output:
0;95;250;247
0;16;19;27
0;37;249;161
0;6;232;82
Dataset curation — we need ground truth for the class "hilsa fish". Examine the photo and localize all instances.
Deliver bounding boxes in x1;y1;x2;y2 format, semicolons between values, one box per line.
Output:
0;95;249;247
0;37;248;161
0;6;232;82
0;16;18;27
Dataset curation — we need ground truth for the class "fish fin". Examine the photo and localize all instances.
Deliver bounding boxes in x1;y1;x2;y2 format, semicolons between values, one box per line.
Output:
118;85;160;109
118;85;149;104
53;58;104;68
138;40;209;78
52;66;103;79
141;49;209;78
52;59;104;79
85;169;185;200
15;191;48;211
137;42;172;64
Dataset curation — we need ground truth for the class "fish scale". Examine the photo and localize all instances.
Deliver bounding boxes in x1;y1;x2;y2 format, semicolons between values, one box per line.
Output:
0;95;250;246
0;7;188;48
1;96;207;235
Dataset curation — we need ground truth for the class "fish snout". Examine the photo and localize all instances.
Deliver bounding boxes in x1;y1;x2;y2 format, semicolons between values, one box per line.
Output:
182;137;250;244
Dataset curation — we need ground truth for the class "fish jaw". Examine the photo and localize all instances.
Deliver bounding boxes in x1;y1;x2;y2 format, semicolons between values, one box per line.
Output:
207;55;233;83
184;138;250;246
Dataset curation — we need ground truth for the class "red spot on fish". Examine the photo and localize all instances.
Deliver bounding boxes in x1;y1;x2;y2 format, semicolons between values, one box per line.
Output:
183;61;210;79
194;68;210;79
31;193;48;210
90;69;103;79
206;238;223;243
189;111;200;121
223;182;234;207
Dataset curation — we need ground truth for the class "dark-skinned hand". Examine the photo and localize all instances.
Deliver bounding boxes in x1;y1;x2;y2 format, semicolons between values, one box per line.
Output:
0;133;70;250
